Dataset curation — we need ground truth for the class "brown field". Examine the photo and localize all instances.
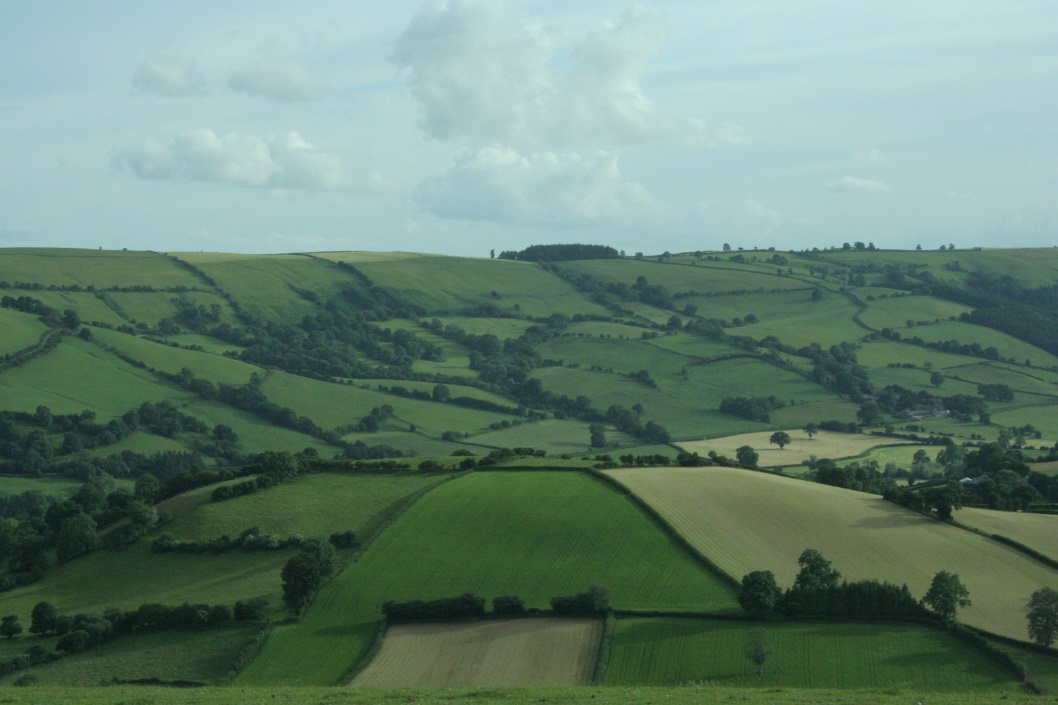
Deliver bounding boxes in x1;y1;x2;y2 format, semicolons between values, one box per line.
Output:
351;618;601;687
607;467;1058;641
678;430;902;467
957;507;1058;561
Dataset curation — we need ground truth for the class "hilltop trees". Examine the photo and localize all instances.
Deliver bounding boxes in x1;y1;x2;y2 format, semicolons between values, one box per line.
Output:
922;570;970;622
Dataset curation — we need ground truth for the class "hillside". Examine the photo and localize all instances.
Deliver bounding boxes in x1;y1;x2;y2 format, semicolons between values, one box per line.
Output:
3;245;1058;691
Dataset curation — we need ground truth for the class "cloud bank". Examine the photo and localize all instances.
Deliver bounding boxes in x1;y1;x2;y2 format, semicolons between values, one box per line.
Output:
113;129;357;192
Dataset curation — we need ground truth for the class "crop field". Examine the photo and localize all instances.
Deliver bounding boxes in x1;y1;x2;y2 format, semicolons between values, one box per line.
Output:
0;249;199;289
956;508;1058;561
857;340;979;370
353;618;601;687
0;337;194;417
604;618;1017;691
0;542;288;620
182;401;337;456
259;371;517;436
0;308;48;354
607;466;1058;640
238;471;736;685
897;321;1058;369
353;257;610;318
858;295;972;330
91;327;262;386
0;624;257;686
162;472;449;542
678;431;902;467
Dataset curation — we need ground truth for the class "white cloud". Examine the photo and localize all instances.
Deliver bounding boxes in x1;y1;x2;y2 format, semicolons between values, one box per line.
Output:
228;63;329;102
414;146;653;224
392;1;702;149
112;129;360;192
828;175;890;193
132;55;208;97
854;148;887;163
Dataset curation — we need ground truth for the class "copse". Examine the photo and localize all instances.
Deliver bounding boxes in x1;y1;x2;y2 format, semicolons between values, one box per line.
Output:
281;538;338;610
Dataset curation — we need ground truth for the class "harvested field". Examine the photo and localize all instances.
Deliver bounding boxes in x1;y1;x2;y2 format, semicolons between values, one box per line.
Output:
678;430;901;466
957;507;1058;562
607;466;1058;640
353;618;600;687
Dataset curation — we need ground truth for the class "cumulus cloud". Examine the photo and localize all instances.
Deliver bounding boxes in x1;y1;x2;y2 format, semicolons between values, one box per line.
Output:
112;129;361;192
414;146;653;224
392;1;702;149
133;55;208;97
228;63;329;102
828;175;890;193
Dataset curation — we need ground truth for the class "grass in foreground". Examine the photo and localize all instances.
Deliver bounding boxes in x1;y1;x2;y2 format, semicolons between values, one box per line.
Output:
239;471;736;685
605;617;1017;691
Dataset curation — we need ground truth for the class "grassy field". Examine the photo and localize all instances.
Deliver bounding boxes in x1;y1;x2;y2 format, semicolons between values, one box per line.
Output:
858;295;972;330
0;624;257;686
857;340;981;370
0;336;195;417
898;321;1058;369
91;327;262;386
947;363;1058;398
557;259;805;295
956;508;1058;562
350;256;611;318
182;400;337;456
605;617;1018;691
607;466;1058;640
467;419;640;455
0;308;48;355
161;471;449;542
833;444;939;471
0;249;200;289
0;684;1046;705
678;431;908;467
0;475;85;497
353;618;601;687
238;471;736;685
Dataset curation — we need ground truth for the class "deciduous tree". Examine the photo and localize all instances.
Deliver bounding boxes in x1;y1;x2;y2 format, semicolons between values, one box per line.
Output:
922;570;970;622
1028;587;1058;647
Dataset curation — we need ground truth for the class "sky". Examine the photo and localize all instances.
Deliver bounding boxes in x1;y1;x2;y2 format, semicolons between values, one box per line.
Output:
1;0;1056;257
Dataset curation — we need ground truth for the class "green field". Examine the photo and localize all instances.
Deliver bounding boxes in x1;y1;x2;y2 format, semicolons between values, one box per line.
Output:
858;295;972;330
467;419;640;455
557;259;805;295
605;618;1017;691
679;431;905;467
91;327;263;386
0;624;257;686
0;337;194;417
956;508;1058;562
0;475;85;497
0;308;49;355
238;471;736;685
898;321;1058;369
0;249;201;289
182;400;338;456
608;466;1058;640
857;340;981;370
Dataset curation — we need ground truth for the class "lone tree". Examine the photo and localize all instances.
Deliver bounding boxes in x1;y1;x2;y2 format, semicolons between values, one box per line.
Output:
0;615;22;640
29;602;57;635
736;445;759;468
930;371;945;387
1027;587;1058;647
803;423;818;439
739;571;781;619
746;628;770;676
922;570;971;622
769;431;792;450
281;538;338;610
589;424;607;449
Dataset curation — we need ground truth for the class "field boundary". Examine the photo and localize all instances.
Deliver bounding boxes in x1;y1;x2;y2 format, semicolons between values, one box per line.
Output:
591;613;616;685
339;618;389;685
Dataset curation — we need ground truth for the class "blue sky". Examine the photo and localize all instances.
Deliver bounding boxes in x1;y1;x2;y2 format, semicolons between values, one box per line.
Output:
1;0;1055;256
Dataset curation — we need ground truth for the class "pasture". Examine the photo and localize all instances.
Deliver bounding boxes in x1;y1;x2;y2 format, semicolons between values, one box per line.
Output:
352;256;610;318
0;337;194;417
607;466;1058;640
857;340;979;370
557;259;804;294
0;308;48;354
956;508;1058;562
19;291;129;327
182;400;337;456
858;295;972;330
467;419;640;455
238;471;736;685
678;431;906;467
0;249;199;289
605;618;1017;691
352;618;601;687
947;363;1058;398
729;293;866;348
0;624;257;686
0;475;84;497
91;327;262;386
898;320;1058;369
